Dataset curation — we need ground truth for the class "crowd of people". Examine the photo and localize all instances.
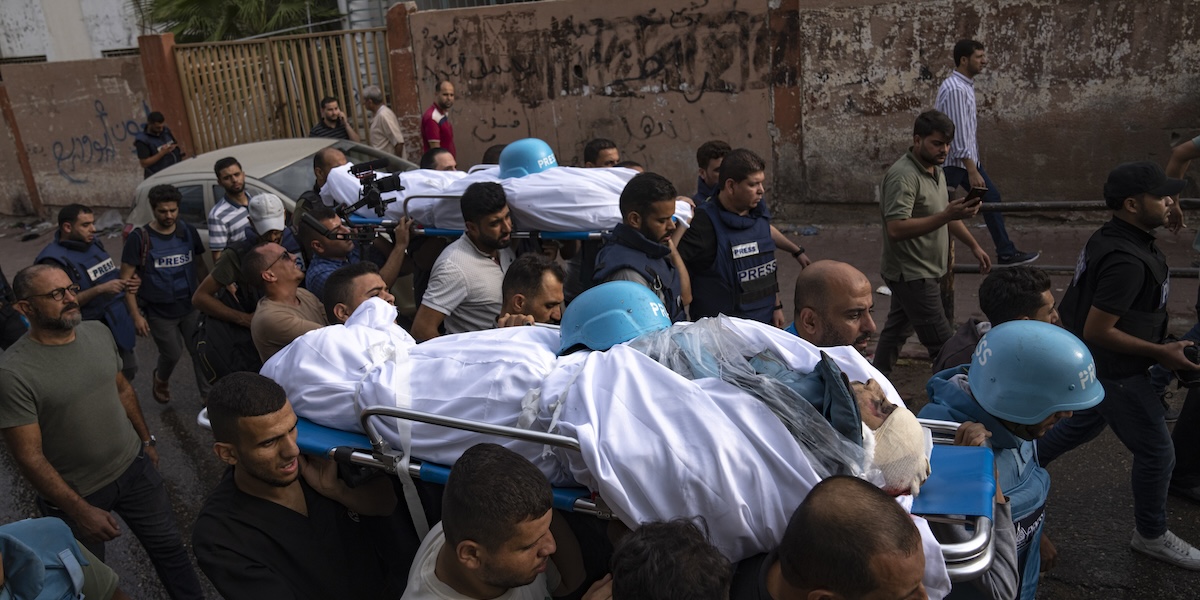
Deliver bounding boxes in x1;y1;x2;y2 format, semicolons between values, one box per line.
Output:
0;37;1198;600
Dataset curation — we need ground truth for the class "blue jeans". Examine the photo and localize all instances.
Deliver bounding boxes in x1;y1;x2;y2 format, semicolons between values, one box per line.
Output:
37;451;204;600
943;164;1017;258
1037;373;1175;538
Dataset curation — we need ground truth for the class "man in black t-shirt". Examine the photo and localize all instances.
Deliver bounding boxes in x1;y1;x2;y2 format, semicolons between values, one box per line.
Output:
308;97;360;142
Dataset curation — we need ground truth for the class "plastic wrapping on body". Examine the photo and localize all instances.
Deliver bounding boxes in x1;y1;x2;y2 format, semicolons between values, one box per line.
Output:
628;318;877;482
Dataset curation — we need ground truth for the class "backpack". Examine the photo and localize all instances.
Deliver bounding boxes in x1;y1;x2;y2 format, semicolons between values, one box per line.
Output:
192;286;263;385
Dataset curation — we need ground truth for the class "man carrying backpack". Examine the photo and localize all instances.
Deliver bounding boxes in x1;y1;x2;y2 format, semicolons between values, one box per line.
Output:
120;184;209;403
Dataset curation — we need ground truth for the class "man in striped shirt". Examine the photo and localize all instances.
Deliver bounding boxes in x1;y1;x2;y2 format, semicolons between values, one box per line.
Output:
935;39;1040;266
207;157;253;262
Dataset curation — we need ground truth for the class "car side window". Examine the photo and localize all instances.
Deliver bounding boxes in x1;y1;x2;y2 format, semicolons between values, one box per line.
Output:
177;185;206;229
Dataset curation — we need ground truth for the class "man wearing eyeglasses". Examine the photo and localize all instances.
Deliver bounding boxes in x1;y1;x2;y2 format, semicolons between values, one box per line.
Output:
0;264;204;600
35;204;140;381
246;242;328;362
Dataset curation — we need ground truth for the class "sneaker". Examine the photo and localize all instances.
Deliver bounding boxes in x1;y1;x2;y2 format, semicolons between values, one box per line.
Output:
997;250;1041;266
152;369;171;404
1130;529;1200;570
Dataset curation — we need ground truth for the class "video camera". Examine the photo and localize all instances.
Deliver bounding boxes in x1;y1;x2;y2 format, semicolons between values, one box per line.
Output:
338;158;404;218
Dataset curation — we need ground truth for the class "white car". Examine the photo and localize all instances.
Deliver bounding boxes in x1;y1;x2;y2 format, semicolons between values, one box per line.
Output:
125;138;417;248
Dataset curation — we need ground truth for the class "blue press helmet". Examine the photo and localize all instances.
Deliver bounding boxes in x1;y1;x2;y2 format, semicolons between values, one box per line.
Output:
499;138;558;178
559;281;671;355
968;320;1105;425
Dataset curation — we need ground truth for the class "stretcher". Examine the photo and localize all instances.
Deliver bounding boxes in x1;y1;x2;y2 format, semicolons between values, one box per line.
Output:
196;408;995;581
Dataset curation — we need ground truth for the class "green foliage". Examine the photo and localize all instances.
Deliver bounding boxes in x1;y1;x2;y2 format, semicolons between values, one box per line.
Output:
146;0;343;42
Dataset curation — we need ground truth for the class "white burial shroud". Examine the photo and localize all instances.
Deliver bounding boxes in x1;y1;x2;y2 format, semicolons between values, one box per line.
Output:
261;299;950;598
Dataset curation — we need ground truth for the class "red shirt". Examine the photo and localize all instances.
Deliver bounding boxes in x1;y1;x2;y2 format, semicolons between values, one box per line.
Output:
421;103;455;157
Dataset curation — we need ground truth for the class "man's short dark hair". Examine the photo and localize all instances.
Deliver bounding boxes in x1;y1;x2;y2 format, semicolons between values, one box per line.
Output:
313;147;344;173
436;80;453;93
619;172;676;218
482;144;507;165
319;96;338;109
148;184;182;209
717;148;766;188
460;182;507;225
298;204;339;250
779;476;921;596
207;372;289;444
57;204;92;227
441;443;553;551
913;110;956;139
147;111;165;124
242;244;281;290
584;138;617;164
978;266;1052;325
13;264;64;301
611;519;732;600
213;156;241;177
953;39;985;67
696;140;731;168
420;147;452;169
502;253;564;304
323;260;380;323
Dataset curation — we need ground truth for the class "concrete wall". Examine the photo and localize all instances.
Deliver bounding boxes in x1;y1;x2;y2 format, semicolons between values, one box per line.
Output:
407;0;776;196
0;57;149;214
0;0;139;61
406;0;1200;215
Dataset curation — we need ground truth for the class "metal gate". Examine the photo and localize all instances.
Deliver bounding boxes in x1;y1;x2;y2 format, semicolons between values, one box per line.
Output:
174;28;390;154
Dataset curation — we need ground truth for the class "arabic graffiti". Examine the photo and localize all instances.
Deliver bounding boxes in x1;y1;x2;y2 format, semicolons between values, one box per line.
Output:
50;100;150;184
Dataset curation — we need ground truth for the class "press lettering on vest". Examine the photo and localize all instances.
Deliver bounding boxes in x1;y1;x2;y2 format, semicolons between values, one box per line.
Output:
731;241;759;260
87;258;117;282
738;260;777;283
154;253;193;269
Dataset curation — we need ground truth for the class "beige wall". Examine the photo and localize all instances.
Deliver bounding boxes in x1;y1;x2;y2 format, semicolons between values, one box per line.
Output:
0;57;149;215
407;0;1200;215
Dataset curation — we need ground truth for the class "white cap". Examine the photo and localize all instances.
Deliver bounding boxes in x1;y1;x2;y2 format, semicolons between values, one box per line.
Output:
248;193;286;234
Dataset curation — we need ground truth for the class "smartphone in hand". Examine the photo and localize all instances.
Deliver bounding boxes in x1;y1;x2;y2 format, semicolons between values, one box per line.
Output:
964;187;988;203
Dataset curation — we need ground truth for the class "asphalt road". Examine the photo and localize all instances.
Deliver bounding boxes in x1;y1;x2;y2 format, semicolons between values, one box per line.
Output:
1;212;1199;599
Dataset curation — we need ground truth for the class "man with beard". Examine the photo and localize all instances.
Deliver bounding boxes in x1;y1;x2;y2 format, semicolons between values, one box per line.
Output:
308;96;360;142
1037;162;1200;570
194;372;404;600
0;264;203;600
787;260;875;356
497;253;565;327
412;182;516;341
120;184;209;403
872;110;991;376
593;172;690;322
36;204;139;380
421;81;456;157
207;156;254;262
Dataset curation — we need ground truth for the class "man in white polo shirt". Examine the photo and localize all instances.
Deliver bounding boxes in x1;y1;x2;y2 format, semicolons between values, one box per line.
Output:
411;182;515;341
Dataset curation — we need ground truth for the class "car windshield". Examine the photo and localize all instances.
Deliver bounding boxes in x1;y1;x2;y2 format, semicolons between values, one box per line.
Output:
259;142;412;202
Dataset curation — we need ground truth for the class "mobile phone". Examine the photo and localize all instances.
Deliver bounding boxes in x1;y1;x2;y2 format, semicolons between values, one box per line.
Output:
965;187;987;202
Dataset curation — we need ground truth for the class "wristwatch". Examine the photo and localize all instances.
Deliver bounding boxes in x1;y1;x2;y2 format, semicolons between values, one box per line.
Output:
791;247;805;258
143;435;157;448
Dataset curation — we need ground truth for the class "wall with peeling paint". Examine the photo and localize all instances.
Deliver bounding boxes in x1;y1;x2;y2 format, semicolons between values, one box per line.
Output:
0;0;140;61
0;57;148;214
408;0;777;200
408;0;1200;214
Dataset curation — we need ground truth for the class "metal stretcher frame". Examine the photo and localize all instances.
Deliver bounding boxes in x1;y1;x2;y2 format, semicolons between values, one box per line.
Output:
195;410;994;581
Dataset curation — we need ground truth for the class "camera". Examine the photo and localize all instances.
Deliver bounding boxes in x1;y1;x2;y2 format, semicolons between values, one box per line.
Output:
344;158;404;217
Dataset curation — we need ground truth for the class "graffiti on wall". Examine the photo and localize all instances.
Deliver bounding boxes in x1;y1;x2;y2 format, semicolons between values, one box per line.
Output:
416;1;775;108
48;99;150;184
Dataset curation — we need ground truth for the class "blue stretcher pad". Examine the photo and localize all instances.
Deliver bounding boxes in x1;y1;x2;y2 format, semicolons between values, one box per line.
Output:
911;445;996;519
295;417;591;513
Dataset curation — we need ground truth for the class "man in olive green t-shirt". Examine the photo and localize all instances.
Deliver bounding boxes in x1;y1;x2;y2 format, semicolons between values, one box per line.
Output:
0;264;203;599
873;110;991;375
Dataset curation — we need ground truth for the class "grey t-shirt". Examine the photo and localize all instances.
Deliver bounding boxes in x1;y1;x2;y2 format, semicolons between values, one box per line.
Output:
0;321;141;496
421;235;515;334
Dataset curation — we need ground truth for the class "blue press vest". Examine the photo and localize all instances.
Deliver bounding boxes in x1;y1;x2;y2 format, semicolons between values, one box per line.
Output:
593;224;686;322
922;367;1049;600
135;225;199;305
37;234;136;351
689;200;778;323
133;127;182;177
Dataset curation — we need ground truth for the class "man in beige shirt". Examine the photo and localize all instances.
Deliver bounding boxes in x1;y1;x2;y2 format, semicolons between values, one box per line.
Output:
362;85;404;157
245;242;327;361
